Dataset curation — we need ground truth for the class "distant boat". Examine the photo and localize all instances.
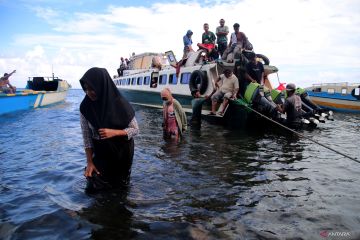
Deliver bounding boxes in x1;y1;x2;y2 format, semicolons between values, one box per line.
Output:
306;83;360;113
0;75;70;115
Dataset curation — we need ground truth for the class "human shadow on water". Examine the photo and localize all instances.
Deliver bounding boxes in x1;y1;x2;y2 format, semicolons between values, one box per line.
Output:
79;188;140;240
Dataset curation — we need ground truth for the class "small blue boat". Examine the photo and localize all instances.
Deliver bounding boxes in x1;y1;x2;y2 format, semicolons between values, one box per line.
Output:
0;76;70;115
306;83;360;113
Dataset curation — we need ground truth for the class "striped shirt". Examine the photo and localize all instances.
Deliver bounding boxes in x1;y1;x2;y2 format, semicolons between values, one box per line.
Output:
80;113;139;149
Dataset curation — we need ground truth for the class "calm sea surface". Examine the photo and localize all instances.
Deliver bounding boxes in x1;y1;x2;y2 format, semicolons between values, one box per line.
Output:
0;89;359;240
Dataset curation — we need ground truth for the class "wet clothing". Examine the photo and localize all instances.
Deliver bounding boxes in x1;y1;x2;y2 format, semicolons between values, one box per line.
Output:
79;67;138;189
284;94;302;127
163;103;178;138
80;113;138;149
162;99;187;136
246;61;264;84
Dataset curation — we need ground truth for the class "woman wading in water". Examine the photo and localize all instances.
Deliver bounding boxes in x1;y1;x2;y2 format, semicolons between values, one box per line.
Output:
79;67;139;192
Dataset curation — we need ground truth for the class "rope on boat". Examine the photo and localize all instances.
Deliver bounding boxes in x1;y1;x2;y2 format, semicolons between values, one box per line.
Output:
241;103;359;163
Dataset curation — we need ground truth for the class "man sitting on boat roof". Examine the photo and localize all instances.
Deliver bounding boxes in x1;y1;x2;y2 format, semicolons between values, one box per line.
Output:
210;69;239;116
183;30;194;59
197;23;217;61
0;70;16;94
222;23;251;63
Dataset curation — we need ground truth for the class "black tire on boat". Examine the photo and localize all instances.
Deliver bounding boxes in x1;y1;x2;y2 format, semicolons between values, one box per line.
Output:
189;70;208;95
256;54;270;65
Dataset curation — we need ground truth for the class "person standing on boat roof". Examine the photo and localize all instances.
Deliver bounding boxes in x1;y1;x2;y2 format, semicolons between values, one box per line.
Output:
79;67;139;192
216;19;229;57
210;69;239;116
0;70;16;94
245;52;264;85
222;23;249;62
161;88;187;141
183;30;194;59
277;83;303;129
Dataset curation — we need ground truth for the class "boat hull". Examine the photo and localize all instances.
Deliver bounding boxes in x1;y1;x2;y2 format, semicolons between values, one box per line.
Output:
307;92;360;113
0;93;38;115
0;90;68;115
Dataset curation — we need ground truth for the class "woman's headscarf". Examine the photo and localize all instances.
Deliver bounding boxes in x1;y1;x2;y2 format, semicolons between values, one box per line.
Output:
80;67;135;130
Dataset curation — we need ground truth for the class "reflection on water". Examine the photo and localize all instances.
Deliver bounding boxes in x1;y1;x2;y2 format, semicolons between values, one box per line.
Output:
0;90;359;239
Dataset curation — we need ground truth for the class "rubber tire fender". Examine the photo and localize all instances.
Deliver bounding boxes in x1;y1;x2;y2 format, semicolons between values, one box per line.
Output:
255;54;270;65
189;70;208;95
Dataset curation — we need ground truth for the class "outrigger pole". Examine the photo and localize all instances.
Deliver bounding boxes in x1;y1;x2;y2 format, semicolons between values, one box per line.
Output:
241;101;359;163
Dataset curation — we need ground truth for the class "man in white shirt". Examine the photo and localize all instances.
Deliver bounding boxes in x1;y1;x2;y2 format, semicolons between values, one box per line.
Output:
210;69;239;115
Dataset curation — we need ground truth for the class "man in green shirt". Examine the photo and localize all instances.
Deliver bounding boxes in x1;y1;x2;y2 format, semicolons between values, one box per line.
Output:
216;19;229;56
197;23;216;59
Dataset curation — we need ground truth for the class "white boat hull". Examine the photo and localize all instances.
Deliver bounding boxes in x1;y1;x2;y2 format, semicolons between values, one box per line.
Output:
38;90;68;107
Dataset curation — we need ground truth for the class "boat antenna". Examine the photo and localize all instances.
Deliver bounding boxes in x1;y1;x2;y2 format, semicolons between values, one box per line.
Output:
239;100;359;163
52;65;54;80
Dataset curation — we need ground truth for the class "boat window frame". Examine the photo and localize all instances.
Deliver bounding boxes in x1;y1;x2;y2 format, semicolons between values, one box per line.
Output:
159;74;168;85
131;77;136;85
127;78;131;85
180;72;191;84
137;77;143;85
143;76;150;85
341;88;347;95
169;74;178;85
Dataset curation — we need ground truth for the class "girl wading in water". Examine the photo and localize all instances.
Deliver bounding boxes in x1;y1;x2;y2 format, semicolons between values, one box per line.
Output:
79;67;139;192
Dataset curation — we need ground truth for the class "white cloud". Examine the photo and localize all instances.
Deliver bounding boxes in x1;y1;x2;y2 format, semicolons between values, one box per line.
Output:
1;0;360;89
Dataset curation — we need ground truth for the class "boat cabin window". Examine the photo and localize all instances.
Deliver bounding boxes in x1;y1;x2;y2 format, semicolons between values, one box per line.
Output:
131;78;136;85
341;88;347;95
355;88;360;96
144;76;150;85
180;72;191;84
137;77;143;85
159;74;167;85
327;88;335;94
169;74;177;84
313;87;321;92
127;78;131;85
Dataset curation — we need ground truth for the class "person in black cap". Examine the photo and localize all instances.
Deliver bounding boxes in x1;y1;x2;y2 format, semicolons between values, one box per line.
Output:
79;67;139;192
277;83;303;129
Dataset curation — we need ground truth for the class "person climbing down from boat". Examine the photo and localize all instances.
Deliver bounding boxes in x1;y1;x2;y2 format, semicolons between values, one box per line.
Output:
277;83;303;129
245;52;264;85
161;88;187;140
210;69;239;115
222;23;250;63
197;23;216;60
190;89;215;126
183;30;194;59
79;67;139;193
216;19;229;57
0;70;16;94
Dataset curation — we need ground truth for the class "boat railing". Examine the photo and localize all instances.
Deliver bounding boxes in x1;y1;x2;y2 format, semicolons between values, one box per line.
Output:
312;82;359;87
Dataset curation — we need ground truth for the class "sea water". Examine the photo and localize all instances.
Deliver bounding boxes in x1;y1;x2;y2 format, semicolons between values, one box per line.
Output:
0;89;359;239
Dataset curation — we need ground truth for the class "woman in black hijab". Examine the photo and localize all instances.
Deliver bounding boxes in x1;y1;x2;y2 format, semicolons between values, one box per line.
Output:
79;67;139;192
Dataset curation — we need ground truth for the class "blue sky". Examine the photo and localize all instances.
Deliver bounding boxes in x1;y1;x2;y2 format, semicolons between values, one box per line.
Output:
1;0;360;89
